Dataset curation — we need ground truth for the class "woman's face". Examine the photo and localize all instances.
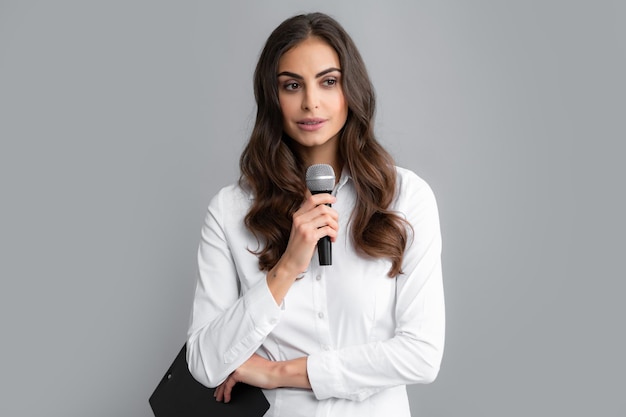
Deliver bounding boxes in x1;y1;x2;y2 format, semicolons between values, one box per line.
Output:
277;37;348;157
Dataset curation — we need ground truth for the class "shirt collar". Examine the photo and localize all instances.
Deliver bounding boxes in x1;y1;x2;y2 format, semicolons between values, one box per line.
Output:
332;166;352;196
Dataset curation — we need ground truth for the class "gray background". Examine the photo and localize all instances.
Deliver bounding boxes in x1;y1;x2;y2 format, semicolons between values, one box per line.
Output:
1;1;624;416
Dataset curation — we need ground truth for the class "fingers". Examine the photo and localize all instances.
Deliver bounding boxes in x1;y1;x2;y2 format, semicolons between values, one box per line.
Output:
293;194;339;236
215;376;237;403
223;376;237;403
214;382;224;401
299;192;336;211
293;208;338;240
277;193;340;276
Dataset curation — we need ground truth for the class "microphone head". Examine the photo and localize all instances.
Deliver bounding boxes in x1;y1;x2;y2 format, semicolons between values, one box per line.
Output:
306;164;335;192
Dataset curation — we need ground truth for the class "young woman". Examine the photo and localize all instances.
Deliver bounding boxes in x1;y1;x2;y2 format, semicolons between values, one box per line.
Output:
186;12;445;417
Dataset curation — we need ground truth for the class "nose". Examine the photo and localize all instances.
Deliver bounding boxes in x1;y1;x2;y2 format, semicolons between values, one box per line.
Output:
301;86;320;110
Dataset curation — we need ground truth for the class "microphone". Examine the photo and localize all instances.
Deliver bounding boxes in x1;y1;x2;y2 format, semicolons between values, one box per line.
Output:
305;164;336;266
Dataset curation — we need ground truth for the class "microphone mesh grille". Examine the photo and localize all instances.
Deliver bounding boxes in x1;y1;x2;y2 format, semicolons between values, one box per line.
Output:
306;164;336;192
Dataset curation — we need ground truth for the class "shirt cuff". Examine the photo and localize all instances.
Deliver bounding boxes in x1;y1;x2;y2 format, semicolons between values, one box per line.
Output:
244;276;284;332
307;350;342;400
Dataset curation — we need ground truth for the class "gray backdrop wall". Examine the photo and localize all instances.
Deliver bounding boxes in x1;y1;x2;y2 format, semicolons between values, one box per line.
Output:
1;1;624;416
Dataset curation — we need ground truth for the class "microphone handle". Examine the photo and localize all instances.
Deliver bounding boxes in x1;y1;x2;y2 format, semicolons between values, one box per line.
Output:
311;190;332;266
317;235;332;266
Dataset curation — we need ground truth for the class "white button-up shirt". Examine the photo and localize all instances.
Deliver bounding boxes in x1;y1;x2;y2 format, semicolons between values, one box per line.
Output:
187;167;445;417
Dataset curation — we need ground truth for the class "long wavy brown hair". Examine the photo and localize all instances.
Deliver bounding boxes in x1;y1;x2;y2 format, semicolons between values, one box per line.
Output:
239;12;409;277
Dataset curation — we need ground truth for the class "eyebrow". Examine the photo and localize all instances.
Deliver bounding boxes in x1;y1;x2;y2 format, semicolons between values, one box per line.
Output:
277;67;342;79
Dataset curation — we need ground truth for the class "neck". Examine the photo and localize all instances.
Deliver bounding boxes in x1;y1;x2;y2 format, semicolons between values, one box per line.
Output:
294;139;342;183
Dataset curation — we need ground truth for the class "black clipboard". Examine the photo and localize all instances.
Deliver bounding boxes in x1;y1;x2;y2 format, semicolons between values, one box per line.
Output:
149;344;270;417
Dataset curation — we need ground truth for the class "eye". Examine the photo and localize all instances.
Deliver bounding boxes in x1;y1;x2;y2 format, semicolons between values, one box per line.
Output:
283;81;301;91
322;78;337;87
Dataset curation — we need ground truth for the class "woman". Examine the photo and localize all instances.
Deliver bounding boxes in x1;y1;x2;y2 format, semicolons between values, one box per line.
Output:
187;12;445;417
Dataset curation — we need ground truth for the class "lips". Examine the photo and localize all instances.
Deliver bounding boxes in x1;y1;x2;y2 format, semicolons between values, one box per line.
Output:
297;118;327;131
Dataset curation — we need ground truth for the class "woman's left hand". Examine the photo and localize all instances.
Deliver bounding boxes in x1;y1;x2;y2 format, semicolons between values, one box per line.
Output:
214;353;278;403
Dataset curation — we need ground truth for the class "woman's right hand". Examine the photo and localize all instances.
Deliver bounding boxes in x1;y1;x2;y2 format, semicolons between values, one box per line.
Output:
284;192;339;273
266;192;338;304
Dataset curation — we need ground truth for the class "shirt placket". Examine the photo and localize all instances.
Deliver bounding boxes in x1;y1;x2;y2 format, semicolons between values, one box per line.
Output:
312;171;351;352
311;264;332;352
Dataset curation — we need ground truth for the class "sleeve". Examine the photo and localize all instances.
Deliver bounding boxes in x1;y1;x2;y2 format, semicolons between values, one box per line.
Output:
307;171;445;401
186;187;283;388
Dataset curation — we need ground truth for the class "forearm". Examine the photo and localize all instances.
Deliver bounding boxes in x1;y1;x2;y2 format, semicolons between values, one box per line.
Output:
216;355;311;403
234;354;311;390
275;357;311;389
266;259;301;305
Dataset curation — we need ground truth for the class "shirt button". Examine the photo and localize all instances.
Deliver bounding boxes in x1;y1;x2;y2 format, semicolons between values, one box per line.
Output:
315;275;322;281
318;312;324;319
322;345;330;351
